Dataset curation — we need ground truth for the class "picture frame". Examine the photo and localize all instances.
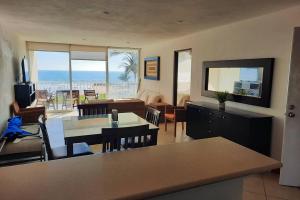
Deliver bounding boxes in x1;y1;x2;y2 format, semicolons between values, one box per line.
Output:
144;56;160;80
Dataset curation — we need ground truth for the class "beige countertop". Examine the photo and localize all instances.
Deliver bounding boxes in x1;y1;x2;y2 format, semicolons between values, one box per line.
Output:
0;137;281;200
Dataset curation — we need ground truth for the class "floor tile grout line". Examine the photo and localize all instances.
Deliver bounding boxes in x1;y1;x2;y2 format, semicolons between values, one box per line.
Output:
262;173;268;199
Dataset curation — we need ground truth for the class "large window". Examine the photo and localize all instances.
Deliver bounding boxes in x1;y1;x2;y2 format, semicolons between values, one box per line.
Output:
70;50;107;100
108;48;139;99
28;43;140;110
31;51;70;110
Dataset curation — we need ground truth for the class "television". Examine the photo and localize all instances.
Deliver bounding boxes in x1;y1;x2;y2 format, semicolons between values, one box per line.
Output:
21;56;30;83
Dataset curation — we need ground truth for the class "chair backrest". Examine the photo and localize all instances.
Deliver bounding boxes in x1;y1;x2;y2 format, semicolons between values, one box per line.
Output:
84;90;97;100
101;124;149;153
38;115;54;160
145;107;161;126
77;103;108;116
71;90;80;98
178;95;190;108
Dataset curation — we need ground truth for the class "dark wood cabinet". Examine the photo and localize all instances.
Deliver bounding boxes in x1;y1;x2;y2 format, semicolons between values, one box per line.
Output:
186;102;272;155
14;83;36;108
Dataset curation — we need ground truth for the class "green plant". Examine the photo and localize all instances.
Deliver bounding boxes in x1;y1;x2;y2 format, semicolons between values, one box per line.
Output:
215;91;229;103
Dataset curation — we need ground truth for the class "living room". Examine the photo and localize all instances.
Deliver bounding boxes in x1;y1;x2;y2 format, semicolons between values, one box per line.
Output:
1;1;300;200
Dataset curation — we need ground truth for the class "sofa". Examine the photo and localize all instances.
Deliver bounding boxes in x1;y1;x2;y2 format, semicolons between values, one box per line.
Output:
82;90;163;118
136;89;163;105
11;101;46;124
107;99;145;118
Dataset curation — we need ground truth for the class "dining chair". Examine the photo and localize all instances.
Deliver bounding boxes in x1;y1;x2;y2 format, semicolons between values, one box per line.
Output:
84;90;98;101
77;103;108;116
38;115;93;160
145;107;161;126
164;95;190;137
101;124;149;153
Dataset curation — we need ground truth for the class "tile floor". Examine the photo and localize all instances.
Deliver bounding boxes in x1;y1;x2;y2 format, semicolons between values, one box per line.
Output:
47;111;300;200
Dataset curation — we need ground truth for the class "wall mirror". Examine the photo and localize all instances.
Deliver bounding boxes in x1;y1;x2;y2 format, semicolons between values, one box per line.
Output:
202;58;274;107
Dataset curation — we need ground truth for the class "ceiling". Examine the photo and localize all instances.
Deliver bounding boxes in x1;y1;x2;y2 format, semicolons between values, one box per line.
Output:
0;0;300;47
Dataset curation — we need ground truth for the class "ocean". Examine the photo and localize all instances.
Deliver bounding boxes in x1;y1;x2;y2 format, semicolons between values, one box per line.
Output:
38;70;135;83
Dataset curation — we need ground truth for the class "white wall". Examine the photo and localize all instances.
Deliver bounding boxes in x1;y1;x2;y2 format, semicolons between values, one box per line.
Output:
0;24;26;131
140;5;300;160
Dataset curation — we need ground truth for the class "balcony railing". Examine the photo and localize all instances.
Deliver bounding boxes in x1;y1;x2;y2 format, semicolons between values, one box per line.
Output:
36;80;138;100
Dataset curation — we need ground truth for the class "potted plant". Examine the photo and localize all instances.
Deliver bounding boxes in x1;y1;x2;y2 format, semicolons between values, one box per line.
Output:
215;91;229;110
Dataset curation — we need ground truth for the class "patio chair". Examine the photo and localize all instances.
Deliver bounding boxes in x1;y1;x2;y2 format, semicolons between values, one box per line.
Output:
62;90;80;109
36;90;55;109
84;90;98;102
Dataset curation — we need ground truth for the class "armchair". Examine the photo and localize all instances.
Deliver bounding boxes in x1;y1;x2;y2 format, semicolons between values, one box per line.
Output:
164;106;187;137
164;95;190;137
11;101;46;124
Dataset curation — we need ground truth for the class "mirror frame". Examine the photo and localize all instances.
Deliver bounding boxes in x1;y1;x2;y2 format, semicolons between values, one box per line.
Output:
202;58;274;107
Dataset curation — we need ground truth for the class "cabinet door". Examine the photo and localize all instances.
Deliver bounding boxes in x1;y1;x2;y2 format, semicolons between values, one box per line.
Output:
187;106;211;139
221;113;250;147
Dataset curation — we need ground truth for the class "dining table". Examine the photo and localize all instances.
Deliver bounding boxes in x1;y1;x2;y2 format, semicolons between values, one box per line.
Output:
46;112;159;157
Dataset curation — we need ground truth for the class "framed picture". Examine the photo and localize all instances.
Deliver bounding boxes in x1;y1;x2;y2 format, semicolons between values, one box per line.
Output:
144;56;160;80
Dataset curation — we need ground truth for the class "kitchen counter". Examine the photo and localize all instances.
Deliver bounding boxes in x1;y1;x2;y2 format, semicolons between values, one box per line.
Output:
0;137;281;200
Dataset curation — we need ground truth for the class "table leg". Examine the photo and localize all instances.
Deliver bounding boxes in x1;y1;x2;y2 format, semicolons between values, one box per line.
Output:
150;129;158;146
66;141;73;157
56;92;58;110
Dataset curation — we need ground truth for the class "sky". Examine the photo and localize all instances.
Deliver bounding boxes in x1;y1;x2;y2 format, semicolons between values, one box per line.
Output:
35;50;137;72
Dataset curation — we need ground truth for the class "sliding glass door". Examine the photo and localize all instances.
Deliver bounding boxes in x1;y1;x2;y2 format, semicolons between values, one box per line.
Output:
31;51;71;111
70;50;107;104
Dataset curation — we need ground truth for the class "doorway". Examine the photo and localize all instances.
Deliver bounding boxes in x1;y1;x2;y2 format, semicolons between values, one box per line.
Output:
173;49;192;106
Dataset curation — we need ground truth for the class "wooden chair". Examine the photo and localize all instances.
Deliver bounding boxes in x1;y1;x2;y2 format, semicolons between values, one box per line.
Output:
145;107;161;126
38;115;93;160
164;95;190;137
77;103;108;116
84;90;98;101
101;125;149;153
11;101;46;124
